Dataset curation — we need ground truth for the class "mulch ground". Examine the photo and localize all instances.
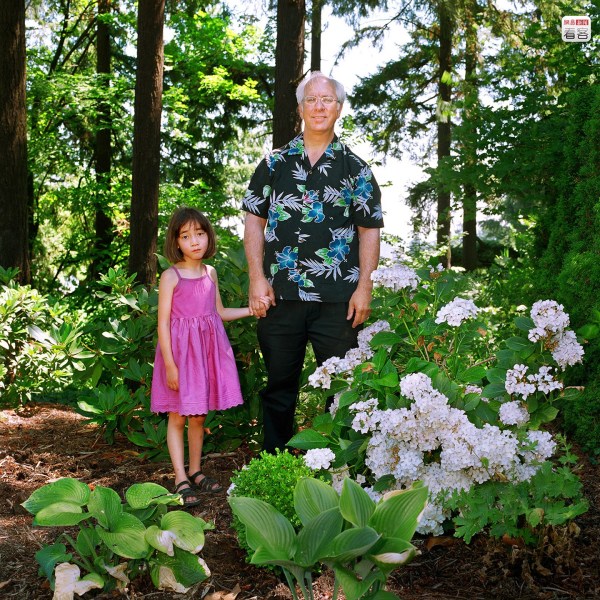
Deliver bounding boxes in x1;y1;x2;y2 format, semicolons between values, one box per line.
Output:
0;404;598;599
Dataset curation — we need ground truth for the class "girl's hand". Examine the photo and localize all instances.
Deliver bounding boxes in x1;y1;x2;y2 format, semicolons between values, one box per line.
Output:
166;364;179;391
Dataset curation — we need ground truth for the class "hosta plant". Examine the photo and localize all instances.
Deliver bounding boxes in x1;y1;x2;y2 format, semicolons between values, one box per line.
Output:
229;476;428;600
22;478;213;598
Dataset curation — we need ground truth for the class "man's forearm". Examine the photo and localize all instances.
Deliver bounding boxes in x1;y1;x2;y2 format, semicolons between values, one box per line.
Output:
244;213;267;280
357;226;381;290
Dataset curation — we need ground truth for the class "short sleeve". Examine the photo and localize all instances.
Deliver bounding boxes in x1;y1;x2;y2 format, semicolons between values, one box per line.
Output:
351;163;384;229
241;158;272;219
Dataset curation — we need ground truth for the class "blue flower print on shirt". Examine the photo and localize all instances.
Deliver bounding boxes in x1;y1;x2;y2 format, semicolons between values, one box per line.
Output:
302;201;325;223
335;186;355;216
327;238;351;262
276;245;298;270
302;189;319;204
267;204;291;234
355;175;373;199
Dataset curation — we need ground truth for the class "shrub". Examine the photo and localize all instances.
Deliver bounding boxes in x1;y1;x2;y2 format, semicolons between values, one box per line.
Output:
228;450;318;561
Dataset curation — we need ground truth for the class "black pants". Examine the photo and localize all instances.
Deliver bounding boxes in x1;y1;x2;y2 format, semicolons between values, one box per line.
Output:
257;300;360;453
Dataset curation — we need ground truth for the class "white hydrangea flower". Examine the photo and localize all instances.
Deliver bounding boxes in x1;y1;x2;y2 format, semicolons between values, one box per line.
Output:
505;364;536;399
349;398;381;433
371;264;420;291
530;300;570;333
303;448;336;471
464;385;482;395
551;329;585;370
498;400;530;426
435;297;479;327
530;365;563;394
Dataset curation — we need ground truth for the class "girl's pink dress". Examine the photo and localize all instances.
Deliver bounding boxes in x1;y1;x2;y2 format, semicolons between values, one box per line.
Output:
151;267;244;415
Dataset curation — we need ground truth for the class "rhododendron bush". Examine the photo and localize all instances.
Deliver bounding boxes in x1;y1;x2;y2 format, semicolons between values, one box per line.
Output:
291;262;589;540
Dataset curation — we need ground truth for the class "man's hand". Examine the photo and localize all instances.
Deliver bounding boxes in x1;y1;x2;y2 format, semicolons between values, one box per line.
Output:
249;277;276;318
347;285;372;328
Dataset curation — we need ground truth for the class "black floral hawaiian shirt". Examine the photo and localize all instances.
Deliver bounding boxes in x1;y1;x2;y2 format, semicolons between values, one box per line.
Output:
242;134;384;302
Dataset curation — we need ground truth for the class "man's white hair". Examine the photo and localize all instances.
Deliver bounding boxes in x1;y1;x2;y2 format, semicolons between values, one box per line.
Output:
296;71;346;105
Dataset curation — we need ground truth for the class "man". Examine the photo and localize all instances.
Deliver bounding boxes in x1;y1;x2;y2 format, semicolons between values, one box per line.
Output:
242;71;384;453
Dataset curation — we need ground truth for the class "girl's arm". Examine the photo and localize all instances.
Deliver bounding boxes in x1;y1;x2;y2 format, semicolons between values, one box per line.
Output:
157;268;180;390
208;265;255;322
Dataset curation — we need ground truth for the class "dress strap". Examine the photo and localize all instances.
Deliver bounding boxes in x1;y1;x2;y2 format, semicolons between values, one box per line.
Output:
171;266;182;280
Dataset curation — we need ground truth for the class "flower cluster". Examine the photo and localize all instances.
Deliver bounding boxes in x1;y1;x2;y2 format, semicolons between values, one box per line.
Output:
303;448;335;471
370;263;420;292
505;363;563;400
308;320;391;389
527;300;584;369
435;298;479;327
349;373;555;535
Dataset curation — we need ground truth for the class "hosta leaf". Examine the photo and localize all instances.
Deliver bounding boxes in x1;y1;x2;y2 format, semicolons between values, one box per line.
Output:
22;478;90;515
35;543;72;584
295;507;343;566
125;483;176;509
323;527;380;563
88;486;123;530
151;547;210;591
339;478;375;528
159;510;209;553
370;484;428;540
95;513;149;559
294;478;339;525
33;502;90;527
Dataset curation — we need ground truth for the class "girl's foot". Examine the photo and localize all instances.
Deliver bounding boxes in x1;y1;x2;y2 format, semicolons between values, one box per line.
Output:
174;480;202;508
188;470;223;493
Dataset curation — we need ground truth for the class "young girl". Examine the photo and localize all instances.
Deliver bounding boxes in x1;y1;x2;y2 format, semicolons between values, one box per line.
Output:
151;206;268;508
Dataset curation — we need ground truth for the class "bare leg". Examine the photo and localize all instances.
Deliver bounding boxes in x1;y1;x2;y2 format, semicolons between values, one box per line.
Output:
188;414;222;491
187;414;206;476
167;412;198;503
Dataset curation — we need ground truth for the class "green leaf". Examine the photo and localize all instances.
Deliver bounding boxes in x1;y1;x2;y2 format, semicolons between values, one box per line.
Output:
404;357;439;377
159;511;210;554
294;478;340;525
35;543;72;584
228;496;296;559
504;336;532;351
485;368;506;384
33;502;90;527
577;323;599;339
333;565;376;600
22;478;90;515
295;507;344;566
369;484;428;541
370;331;402;347
324;527;380;563
339;478;375;528
88;486;123;530
125;482;177;509
457;365;487;383
514;316;535;332
95;512;149;559
288;429;329;450
151;546;210;591
482;382;506;399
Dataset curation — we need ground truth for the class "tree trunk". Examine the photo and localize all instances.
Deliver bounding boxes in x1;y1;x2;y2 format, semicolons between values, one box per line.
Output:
436;0;453;266
273;0;305;148
0;1;30;283
128;0;164;286
310;0;323;72
90;0;114;281
462;0;478;271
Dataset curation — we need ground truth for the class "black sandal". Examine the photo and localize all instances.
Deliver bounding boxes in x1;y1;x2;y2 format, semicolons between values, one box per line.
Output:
188;470;223;493
174;480;202;508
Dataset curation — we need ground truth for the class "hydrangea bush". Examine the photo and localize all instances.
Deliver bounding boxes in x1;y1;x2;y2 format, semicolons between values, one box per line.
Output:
290;261;589;541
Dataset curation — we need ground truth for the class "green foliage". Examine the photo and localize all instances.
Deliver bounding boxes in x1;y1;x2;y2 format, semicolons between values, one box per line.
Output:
22;478;212;595
447;437;588;544
0;271;90;408
229;451;317;562
229;477;428;600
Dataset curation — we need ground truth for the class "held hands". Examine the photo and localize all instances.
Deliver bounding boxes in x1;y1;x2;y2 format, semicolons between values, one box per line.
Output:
249;277;276;318
249;296;272;317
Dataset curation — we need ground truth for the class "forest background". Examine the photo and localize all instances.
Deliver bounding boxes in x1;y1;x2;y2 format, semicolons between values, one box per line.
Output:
0;0;599;465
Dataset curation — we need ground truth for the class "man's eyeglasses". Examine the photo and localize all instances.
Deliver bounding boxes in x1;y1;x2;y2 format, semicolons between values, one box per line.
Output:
303;95;338;106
